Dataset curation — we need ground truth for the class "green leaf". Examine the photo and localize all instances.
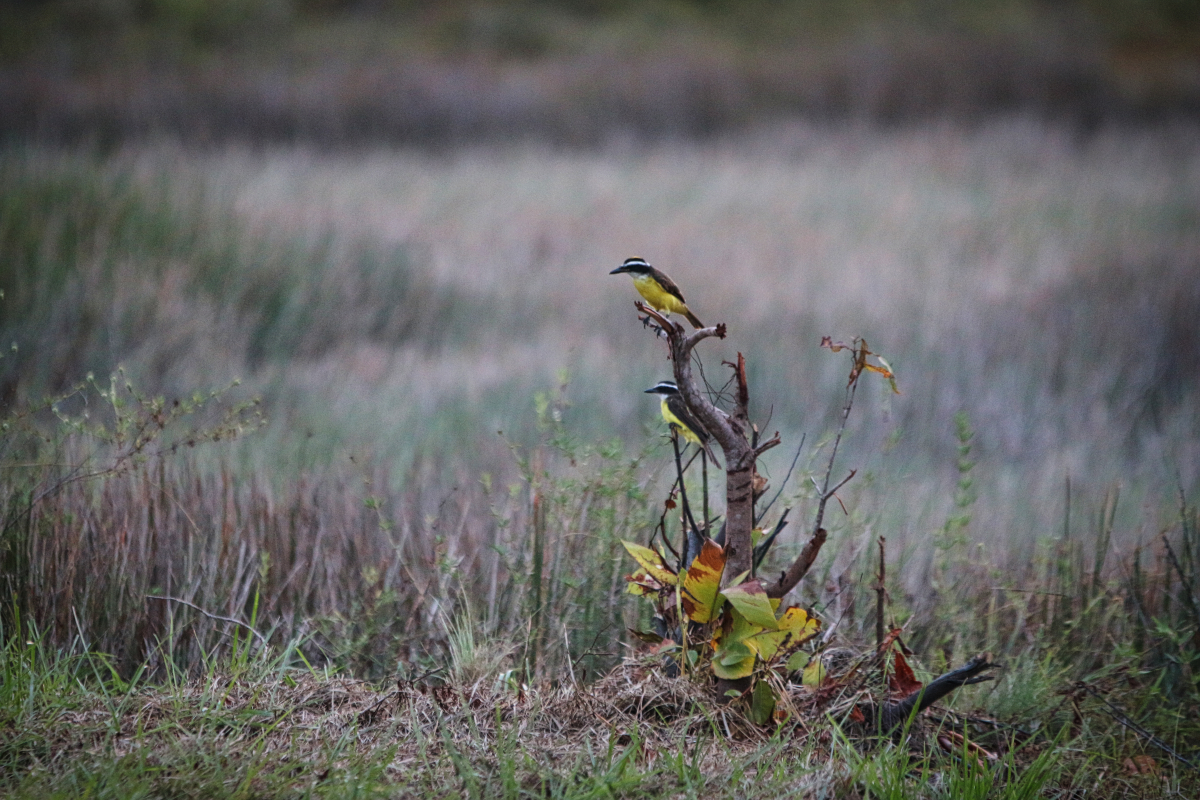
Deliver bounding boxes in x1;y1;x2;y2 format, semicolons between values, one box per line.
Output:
717;641;754;666
712;652;756;680
750;680;777;726
720;581;778;629
712;608;762;679
786;651;810;673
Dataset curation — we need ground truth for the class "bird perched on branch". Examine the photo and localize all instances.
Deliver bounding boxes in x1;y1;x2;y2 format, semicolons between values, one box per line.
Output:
645;381;719;466
610;257;704;329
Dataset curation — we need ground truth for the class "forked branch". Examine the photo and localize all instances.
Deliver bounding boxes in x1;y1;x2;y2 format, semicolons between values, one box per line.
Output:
635;302;754;579
761;371;860;598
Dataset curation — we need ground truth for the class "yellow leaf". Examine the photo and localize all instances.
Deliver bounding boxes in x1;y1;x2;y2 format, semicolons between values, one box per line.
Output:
802;657;826;687
748;607;820;661
862;362;892;377
625;569;663;596
778;607;819;642
681;539;725;623
876;356;901;394
621;540;677;586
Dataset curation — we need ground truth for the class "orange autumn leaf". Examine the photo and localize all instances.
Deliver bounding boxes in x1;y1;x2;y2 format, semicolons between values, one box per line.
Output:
681;539;725;623
820;336;900;394
888;649;923;698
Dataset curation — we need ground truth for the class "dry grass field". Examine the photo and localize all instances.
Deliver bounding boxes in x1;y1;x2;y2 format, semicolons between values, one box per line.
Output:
2;123;1198;795
2;3;1200;796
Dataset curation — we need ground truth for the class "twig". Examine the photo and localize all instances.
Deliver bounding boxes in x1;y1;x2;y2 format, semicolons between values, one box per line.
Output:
992;587;1068;598
1162;535;1200;630
649;499;680;565
407;665;447;686
752;509;790;571
764;528;827;599
875;536;887;652
147;595;267;647
759;433;806;520
753;434;782;457
824;469;857;501
564;627;578;687
358;689;400;724
814;380;859;539
818;572;863;644
569;626;613;681
1080;683;1200;773
761;356;860;598
671;431;703;569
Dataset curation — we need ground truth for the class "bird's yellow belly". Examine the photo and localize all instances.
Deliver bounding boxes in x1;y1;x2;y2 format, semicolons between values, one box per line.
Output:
661;398;702;445
633;274;688;317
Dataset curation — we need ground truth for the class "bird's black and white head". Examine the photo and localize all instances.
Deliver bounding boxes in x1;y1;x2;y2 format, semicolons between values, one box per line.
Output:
644;380;680;397
611;257;653;276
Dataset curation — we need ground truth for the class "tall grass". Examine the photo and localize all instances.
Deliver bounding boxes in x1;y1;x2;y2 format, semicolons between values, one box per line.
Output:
0;149;462;404
0;123;1198;690
0;373;654;680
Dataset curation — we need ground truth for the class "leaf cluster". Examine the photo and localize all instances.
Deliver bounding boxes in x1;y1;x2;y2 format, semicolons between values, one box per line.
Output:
623;538;822;725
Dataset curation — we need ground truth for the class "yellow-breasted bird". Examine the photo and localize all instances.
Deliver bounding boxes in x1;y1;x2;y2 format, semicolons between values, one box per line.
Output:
611;257;704;329
645;380;719;466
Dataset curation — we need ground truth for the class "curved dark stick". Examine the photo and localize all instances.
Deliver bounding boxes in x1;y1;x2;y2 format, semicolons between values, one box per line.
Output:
870;654;997;733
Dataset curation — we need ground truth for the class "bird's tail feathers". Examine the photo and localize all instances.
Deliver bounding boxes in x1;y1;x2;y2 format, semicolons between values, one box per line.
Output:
702;442;722;470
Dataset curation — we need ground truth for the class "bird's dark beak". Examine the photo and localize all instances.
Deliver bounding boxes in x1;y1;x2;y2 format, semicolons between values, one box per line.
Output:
610;265;628;275
643;387;656;393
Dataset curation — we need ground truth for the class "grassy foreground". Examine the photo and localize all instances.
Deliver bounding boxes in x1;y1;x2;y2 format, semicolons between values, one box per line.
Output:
3;632;1196;799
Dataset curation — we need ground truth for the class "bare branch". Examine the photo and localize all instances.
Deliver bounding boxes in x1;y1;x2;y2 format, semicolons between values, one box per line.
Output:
147;595;268;647
753;508;790;570
635;302;672;331
812;378;859;539
754;433;782;457
824;469;857;500
634;300;755;580
764;527;827;599
733;353;751;429
758;433;806;519
760;364;861;599
1080;682;1200;773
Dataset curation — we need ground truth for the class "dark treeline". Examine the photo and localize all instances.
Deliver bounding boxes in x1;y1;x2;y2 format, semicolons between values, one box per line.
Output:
2;0;1199;147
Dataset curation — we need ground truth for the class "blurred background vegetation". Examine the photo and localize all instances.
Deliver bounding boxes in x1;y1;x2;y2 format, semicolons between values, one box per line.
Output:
2;0;1199;145
0;0;1197;715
